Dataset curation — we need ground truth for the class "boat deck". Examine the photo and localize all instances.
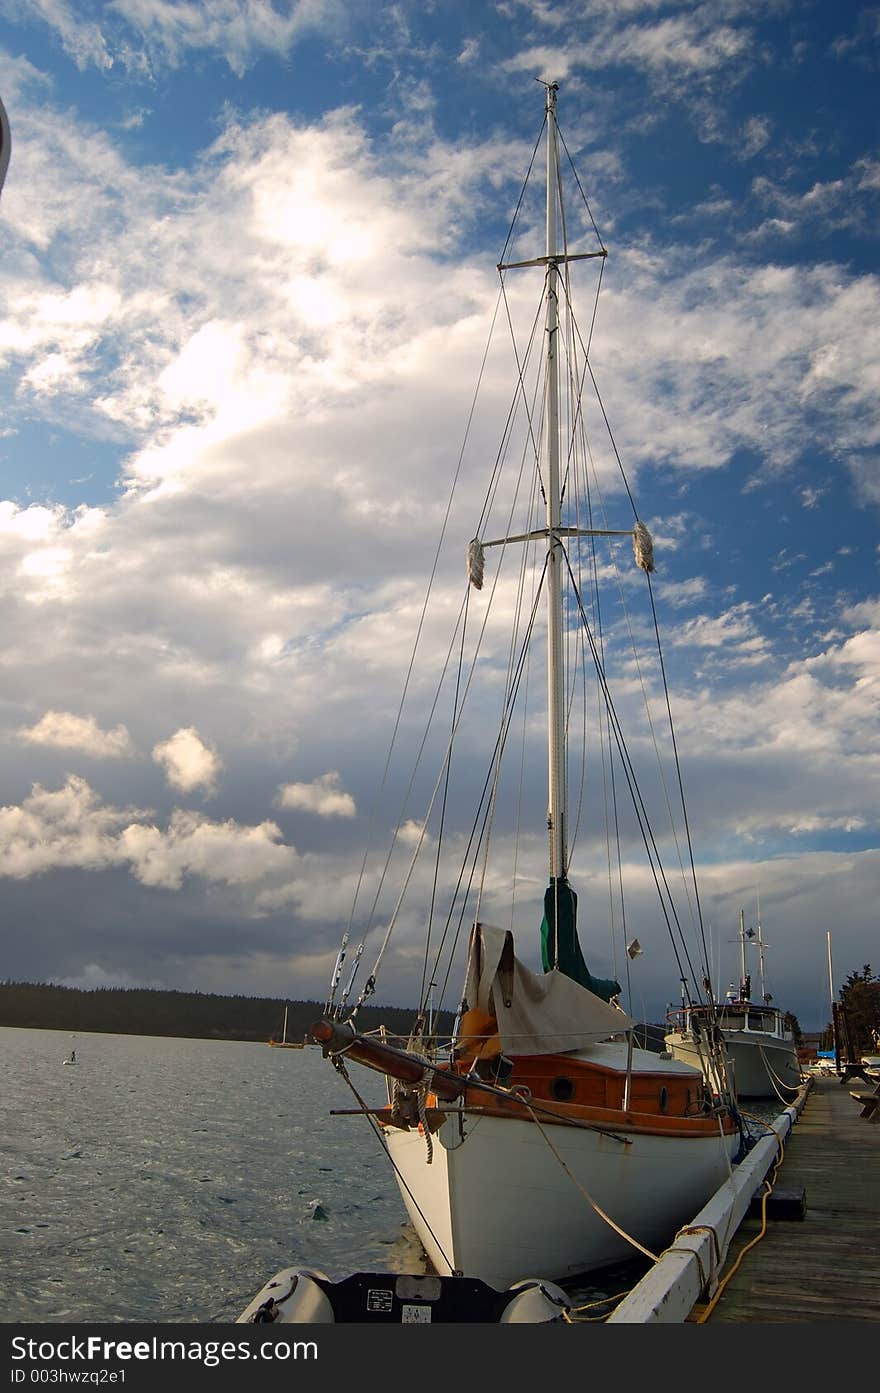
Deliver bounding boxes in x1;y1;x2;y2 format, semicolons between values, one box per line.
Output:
692;1074;880;1322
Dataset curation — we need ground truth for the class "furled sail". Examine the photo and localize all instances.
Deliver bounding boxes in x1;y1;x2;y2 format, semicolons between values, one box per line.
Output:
540;877;622;1002
464;921;631;1057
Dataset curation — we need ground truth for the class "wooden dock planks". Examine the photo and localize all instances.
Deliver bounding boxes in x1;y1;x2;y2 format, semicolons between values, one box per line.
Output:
697;1075;880;1322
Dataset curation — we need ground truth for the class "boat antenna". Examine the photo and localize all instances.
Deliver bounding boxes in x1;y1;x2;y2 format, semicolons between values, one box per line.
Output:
738;908;751;1001
753;889;770;1004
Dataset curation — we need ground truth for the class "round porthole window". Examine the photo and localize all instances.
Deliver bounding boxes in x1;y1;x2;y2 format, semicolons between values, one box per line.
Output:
550;1076;575;1102
659;1086;669;1113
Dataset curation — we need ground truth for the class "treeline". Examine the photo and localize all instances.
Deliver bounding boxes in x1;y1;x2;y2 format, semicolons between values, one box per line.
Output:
835;966;880;1055
0;981;451;1043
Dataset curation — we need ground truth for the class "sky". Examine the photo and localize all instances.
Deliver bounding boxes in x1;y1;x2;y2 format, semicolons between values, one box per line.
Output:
0;0;877;1034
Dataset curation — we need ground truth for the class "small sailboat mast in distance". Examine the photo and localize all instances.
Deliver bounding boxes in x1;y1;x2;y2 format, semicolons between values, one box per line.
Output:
269;1005;305;1048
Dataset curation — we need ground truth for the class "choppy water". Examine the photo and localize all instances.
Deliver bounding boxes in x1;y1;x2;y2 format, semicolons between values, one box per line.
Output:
1;1027;783;1325
1;1027;419;1323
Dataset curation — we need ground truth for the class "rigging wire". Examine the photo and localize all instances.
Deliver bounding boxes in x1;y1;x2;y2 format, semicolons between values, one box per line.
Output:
430;569;548;1017
330;1056;458;1276
351;494;550;1019
557;124;608;254
328;287;506;1012
332;118;561;1006
340;308;545;1014
474;453;544;930
337;98;713;1026
561;548;706;995
561;359;705;987
497;116;547;270
419;587;471;1011
644;570;714;991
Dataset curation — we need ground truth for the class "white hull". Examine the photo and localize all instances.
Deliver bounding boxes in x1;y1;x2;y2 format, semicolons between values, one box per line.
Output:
386;1109;738;1289
665;1031;801;1099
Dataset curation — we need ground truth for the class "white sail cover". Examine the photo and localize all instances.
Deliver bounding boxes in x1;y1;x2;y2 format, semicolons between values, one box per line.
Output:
464;923;634;1056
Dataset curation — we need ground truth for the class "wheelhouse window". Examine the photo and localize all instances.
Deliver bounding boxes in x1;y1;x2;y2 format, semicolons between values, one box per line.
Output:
718;1008;747;1029
745;1011;776;1034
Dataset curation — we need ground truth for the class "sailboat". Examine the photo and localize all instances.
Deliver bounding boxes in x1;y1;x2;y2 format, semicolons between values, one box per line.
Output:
310;84;740;1290
268;1005;305;1049
665;909;801;1099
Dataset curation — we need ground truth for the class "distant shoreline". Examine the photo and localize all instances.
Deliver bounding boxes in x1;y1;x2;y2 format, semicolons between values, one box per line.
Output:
0;980;448;1044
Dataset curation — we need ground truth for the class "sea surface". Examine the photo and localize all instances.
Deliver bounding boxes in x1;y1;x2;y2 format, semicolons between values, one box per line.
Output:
1;1027;782;1325
1;1027;417;1323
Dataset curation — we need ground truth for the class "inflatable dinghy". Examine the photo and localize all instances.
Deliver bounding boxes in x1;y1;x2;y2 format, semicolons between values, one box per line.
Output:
237;1268;570;1324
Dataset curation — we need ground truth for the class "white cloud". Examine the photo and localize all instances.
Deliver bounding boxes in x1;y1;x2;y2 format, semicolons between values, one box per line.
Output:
800;486;826;509
665;603;880;766
277;772;356;818
19;710;134;758
0;773;297;893
501;14;752;83
398;819;427;846
119;809;291;889
0;775;148;878
152;727;223;794
656;576;706;608
0;40;877;1023
23;0;113;70
739;116;771;159
8;0;351;77
117;0;351;76
668;601;769;659
751;163;879;239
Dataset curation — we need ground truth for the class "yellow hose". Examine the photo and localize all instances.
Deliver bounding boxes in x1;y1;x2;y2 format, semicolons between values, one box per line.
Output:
694;1115;787;1323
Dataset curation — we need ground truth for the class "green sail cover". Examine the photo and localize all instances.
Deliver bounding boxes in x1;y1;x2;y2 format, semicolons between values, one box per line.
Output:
540;877;621;1003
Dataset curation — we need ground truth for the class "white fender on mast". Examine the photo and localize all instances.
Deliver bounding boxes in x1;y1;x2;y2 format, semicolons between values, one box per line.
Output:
0;94;11;197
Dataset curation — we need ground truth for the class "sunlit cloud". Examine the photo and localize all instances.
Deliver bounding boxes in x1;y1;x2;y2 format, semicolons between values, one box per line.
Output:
152;728;223;795
19;710;134;758
277;772;356;818
0;774;297;894
0;3;876;1027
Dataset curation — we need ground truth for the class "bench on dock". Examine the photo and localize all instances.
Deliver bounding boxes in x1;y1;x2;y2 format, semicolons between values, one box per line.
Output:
849;1082;880;1121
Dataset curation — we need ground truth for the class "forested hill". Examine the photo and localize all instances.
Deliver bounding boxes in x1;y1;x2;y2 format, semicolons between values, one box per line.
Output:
0;981;450;1043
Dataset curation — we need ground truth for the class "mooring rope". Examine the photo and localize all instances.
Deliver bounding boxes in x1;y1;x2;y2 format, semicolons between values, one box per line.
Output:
758;1041;804;1104
331;1055;457;1275
520;1097;660;1262
694;1113;788;1323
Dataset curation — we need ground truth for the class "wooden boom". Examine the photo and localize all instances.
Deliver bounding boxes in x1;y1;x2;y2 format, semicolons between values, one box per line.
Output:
310;1018;467;1101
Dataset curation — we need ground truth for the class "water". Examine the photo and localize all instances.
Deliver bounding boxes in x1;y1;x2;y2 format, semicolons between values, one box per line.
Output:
1;1028;786;1325
1;1027;420;1323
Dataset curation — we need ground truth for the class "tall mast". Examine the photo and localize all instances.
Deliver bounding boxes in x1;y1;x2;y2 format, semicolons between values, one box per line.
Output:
544;81;567;882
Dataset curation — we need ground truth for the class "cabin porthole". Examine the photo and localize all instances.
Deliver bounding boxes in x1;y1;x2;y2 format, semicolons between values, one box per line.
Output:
550;1076;575;1103
658;1086;669;1113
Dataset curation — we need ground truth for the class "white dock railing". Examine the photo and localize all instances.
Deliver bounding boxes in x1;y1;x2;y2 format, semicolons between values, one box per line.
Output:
607;1080;811;1323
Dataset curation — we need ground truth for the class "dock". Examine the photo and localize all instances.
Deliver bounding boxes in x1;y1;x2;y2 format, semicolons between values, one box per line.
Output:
605;1072;879;1323
692;1073;880;1322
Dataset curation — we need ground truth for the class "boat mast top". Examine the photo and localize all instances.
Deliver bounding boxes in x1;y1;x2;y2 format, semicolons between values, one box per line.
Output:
544;80;567;884
738;908;752;1001
754;896;770;1004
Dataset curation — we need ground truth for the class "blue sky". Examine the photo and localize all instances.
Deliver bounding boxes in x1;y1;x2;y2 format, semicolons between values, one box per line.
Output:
0;1;878;1032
